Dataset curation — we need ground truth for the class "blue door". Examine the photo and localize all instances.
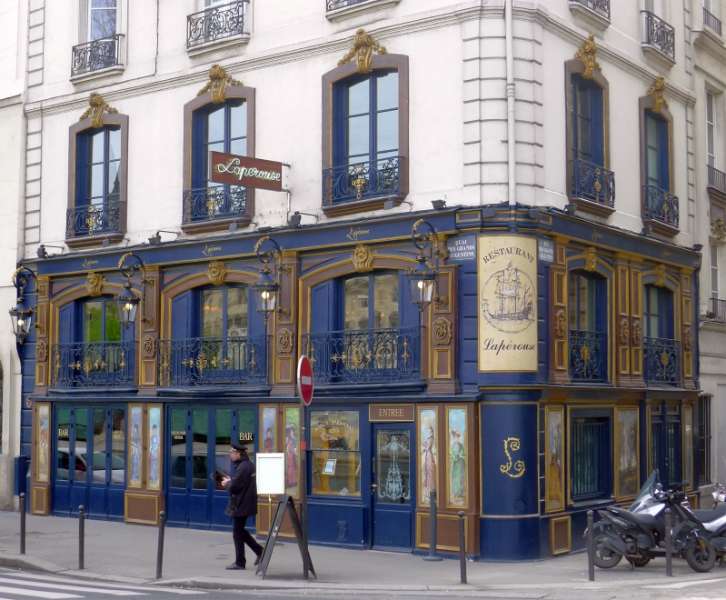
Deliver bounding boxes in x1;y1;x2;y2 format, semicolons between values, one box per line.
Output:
167;405;256;528
371;423;415;550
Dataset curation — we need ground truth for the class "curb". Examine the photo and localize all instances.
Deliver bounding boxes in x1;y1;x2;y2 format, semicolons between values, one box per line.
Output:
0;554;152;585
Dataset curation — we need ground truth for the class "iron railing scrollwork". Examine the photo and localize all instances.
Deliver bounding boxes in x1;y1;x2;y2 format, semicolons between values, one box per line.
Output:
708;165;726;195
52;341;135;388
704;7;723;36
570;159;615;207
158;336;267;387
569;329;607;382
644;337;680;385
71;35;122;77
323;156;402;205
569;0;610;20
301;327;420;384
643;184;679;229
182;186;247;224
641;10;675;62
66;200;123;238
187;0;249;49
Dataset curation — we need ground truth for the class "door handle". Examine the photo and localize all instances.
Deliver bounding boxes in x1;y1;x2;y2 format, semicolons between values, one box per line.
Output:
371;483;378;492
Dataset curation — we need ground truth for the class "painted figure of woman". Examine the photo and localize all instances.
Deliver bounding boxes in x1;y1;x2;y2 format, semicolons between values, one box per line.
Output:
449;429;465;504
285;425;298;489
422;425;436;501
264;427;274;452
130;423;141;483
148;423;160;487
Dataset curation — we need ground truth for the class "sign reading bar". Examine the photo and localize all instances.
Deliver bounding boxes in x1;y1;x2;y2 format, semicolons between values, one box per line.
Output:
209;151;289;192
478;235;538;372
369;404;415;422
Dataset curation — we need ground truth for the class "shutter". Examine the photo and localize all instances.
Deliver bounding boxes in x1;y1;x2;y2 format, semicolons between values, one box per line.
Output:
247;286;266;341
310;280;337;333
571;77;580;160
332;82;348;167
590;84;604;167
659;289;674;338
191;110;206;189
75;133;89;207
657;117;670;191
59;303;75;345
171;291;193;340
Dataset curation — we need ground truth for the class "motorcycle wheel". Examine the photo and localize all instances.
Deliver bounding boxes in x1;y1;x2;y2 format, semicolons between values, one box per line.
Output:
593;533;623;569
684;537;716;573
627;555;651;567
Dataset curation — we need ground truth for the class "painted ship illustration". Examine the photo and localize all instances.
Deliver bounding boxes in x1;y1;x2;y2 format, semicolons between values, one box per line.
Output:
482;262;534;333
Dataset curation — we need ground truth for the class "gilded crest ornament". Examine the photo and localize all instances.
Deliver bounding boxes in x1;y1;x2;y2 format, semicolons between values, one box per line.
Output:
648;77;668;113
575;35;600;79
207;260;227;286
80;93;118;129
86;272;105;297
631;319;642;347
197;64;242;104
554;308;567;339
584;247;598;272
338;28;386;74
142;335;156;358
352;244;374;272
432;317;452;345
619;317;630;346
499;437;526;479
683;326;692;352
277;328;293;354
36;339;48;362
654;264;667;287
711;218;726;242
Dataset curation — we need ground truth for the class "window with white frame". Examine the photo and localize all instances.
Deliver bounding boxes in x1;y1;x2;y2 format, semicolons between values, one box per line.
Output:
87;0;117;41
711;244;719;299
708;91;717;168
705;0;721;19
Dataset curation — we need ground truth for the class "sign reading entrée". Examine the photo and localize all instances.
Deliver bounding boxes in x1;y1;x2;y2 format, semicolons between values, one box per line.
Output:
209;151;289;192
297;355;314;407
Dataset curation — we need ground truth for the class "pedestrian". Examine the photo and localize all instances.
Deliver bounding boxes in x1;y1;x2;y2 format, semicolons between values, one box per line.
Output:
222;440;263;570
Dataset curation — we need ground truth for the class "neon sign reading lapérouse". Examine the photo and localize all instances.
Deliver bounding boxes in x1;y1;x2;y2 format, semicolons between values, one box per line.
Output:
209;151;288;192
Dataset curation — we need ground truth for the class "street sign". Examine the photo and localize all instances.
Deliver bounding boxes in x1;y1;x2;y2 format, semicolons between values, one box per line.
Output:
297;355;314;407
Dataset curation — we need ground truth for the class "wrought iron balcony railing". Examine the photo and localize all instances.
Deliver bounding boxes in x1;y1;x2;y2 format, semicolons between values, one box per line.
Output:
158;336;267;387
704;7;723;36
569;329;607;382
706;297;726;322
569;0;610;21
71;35;122;77
66;200;124;239
182;186;247;224
327;0;370;10
323;156;402;205
52;341;135;388
301;327;420;385
708;165;726;196
187;0;249;50
570;159;615;207
643;184;679;230
641;11;675;62
644;337;680;386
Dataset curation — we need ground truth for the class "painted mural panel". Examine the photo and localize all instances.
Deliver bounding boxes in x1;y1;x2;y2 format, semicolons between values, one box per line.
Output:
261;407;277;452
446;407;467;508
615;407;639;498
128;405;143;488
418;407;438;506
683;404;693;489
284;407;300;498
545;406;565;512
147;406;162;491
477;235;538;372
36;404;50;483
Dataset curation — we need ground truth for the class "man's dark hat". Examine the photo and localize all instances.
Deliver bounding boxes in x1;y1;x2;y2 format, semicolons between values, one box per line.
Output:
231;442;247;452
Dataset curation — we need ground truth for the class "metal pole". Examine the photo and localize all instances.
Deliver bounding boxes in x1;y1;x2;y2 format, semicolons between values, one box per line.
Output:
78;505;85;570
423;490;442;561
301;411;309;580
457;511;467;584
665;508;673;577
156;511;166;580
586;510;595;582
19;493;26;555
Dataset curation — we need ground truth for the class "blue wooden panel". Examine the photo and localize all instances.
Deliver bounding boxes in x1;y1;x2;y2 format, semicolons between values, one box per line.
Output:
167;490;188;525
211;493;228;527
310;280;337;333
480;516;540;560
88;486;106;518
171;290;193;340
307;501;367;546
70;485;87;515
188;492;210;528
107;487;124;519
53;482;71;515
373;506;412;549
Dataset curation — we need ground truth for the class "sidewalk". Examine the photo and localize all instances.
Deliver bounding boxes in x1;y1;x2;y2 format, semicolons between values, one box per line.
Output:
0;510;724;596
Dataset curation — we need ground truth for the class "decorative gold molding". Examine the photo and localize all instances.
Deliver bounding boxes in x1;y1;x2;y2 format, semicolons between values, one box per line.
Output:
80;93;118;128
338;28;386;74
86;272;105;297
554;308;567;339
277;328;293;355
648;77;668;113
584;247;598;271
712;218;726;242
207;260;227;286
351;244;374;272
432;317;452;345
575;35;600;79
499;437;526;479
654;264;667;287
197;64;242;104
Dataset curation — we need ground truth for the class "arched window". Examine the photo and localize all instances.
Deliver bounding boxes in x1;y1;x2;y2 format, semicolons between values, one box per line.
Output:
568;271;607;382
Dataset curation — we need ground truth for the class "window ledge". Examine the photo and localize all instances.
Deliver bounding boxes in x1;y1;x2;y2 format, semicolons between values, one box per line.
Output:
325;0;401;21
65;231;125;249
707;185;726;204
642;218;679;238
181;215;252;235
693;27;726;58
322;194;402;218
641;44;676;68
568;197;615;218
186;33;250;58
70;64;125;85
568;2;610;30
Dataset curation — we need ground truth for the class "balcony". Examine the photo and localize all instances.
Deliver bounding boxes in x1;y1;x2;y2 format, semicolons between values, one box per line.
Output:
644;337;680;386
568;0;610;29
323;156;403;214
71;35;123;80
326;0;401;20
301;327;420;386
569;159;615;215
705;297;726;322
66;200;125;247
51;341;135;389
187;0;249;54
158;337;267;388
182;186;249;232
569;329;607;382
704;7;723;36
707;165;726;201
643;184;679;234
641;11;676;65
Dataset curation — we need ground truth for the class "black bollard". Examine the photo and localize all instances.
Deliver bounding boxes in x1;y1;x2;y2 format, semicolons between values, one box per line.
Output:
423;490;442;561
156;511;166;580
457;511;467;584
586;510;595;582
665;508;672;577
78;505;85;570
19;493;26;555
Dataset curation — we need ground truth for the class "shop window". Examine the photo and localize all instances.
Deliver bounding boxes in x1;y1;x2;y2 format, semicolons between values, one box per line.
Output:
310;410;360;497
695;395;712;486
570;410;612;501
568;271;607;382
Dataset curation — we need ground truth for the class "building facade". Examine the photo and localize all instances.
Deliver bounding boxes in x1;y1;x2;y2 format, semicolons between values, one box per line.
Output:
9;0;716;559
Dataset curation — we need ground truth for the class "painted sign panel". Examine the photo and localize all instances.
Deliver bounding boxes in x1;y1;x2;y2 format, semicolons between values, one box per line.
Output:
478;235;538;372
446;235;476;262
128;405;143;488
37;404;50;483
369;404;415;422
538;238;554;263
147;406;162;491
209;151;288;191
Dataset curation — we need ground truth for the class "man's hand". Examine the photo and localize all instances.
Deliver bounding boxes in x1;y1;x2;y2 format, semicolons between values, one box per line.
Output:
221;476;231;488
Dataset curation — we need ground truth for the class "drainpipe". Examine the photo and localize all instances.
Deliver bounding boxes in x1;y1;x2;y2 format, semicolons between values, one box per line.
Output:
505;0;517;227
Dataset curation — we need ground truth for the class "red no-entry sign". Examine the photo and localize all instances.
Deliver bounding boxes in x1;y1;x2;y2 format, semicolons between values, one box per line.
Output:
297;355;314;407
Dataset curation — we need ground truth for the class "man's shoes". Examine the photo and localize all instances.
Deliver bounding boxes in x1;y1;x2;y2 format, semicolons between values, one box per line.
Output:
254;552;262;566
226;562;245;570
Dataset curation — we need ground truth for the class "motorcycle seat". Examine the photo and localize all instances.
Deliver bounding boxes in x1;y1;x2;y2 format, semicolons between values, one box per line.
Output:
609;507;659;531
693;505;726;523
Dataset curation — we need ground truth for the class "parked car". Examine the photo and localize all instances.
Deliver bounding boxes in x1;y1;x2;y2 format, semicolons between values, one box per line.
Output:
56;449;125;484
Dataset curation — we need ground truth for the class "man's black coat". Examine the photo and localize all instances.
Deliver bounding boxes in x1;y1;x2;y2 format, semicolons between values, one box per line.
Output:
226;454;258;518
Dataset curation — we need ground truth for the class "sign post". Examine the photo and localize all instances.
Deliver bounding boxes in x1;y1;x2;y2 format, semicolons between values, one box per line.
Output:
297;356;314;580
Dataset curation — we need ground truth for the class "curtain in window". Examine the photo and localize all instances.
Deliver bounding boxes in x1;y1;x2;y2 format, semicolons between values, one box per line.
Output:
571;415;611;500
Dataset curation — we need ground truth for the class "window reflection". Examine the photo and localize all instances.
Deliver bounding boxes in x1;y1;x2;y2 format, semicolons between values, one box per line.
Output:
311;411;360;497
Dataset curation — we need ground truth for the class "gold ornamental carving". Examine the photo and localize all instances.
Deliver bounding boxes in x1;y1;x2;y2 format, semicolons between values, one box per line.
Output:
683;326;692;352
142;335;156;358
576;35;600;79
631;319;642;347
277;328;293;355
554;308;567;339
80;93;118;128
654;264;667;287
648;77;668;113
499;437;526;479
619;317;630;346
197;64;242;104
712;218;726;242
432;317;452;346
584;247;598;272
338;28;386;74
352;244;374;272
207;260;227;286
86;272;105;297
36;339;48;362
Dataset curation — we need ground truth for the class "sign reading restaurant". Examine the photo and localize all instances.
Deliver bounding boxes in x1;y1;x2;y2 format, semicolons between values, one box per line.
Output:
478;235;538;372
209;151;289;192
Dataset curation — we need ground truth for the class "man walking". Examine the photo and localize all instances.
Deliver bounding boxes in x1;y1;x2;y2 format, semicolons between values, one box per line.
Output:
222;440;263;570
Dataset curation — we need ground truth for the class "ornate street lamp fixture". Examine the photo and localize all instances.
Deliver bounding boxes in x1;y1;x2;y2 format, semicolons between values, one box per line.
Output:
253;235;283;327
9;265;37;344
409;219;441;311
117;252;146;326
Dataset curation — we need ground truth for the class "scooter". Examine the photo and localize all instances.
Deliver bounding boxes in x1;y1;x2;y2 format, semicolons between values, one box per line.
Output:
672;484;726;572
